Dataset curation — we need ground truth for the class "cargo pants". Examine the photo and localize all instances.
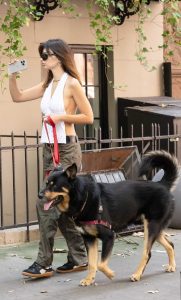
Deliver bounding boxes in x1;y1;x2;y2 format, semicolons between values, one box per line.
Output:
35;142;87;267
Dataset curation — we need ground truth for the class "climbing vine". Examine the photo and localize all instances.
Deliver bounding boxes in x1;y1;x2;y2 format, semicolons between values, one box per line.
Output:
0;0;181;84
0;0;36;88
135;0;181;71
161;0;181;60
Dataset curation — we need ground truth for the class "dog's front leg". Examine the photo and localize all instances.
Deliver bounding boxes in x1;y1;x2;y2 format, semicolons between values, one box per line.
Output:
80;236;98;286
98;230;115;280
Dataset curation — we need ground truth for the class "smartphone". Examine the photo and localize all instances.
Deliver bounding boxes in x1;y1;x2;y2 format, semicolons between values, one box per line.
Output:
8;59;28;74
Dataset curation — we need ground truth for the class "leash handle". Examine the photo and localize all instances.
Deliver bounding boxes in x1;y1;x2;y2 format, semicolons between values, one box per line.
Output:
44;116;60;166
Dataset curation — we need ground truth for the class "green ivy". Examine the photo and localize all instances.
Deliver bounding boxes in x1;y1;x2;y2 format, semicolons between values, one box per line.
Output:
0;0;181;85
0;0;36;87
135;0;157;71
86;0;119;53
161;0;181;60
135;0;181;71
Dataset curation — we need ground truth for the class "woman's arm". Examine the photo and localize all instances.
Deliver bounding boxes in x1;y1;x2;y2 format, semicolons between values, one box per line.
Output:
48;78;94;125
9;73;45;102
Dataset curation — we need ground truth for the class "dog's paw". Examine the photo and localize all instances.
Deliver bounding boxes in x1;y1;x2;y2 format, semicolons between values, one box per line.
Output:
106;270;115;280
79;277;95;286
98;264;115;279
130;273;141;282
165;264;176;273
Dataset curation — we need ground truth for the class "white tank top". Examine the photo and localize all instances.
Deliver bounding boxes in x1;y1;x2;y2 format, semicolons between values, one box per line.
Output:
40;72;68;144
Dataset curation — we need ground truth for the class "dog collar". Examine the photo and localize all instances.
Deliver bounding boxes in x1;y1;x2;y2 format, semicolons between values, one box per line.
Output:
72;191;89;221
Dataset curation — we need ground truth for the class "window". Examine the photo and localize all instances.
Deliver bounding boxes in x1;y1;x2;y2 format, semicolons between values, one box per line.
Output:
71;46;100;139
70;45;114;142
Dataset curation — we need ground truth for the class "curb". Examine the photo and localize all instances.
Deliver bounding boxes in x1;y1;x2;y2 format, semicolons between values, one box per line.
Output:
0;225;40;245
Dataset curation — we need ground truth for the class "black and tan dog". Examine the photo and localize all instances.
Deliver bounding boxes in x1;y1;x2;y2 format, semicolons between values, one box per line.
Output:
40;151;179;286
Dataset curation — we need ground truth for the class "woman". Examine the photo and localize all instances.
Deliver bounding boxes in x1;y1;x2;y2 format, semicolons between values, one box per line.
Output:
9;39;93;278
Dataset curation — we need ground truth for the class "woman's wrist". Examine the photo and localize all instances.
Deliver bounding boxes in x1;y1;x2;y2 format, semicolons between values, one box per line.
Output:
9;73;17;80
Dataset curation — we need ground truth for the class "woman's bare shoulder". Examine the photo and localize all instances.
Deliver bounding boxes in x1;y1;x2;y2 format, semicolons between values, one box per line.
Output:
66;75;80;88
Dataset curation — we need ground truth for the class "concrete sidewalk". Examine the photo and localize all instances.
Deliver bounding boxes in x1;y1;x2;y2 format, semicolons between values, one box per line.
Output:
0;229;181;300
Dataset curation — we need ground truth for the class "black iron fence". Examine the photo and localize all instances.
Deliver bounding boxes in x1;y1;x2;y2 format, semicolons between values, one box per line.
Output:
0;124;181;238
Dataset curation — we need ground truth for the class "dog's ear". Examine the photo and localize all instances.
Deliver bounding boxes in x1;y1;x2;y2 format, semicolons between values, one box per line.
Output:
65;163;77;179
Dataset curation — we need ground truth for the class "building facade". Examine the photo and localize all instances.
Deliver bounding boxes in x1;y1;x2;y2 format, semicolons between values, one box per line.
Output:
1;0;181;239
0;1;166;138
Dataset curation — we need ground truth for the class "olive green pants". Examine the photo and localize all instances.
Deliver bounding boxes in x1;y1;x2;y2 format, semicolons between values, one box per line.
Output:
35;142;87;267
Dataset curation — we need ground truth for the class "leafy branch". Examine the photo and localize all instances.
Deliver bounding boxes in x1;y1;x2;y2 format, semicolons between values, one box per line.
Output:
135;0;181;71
0;0;181;85
86;0;119;53
0;0;36;86
161;0;181;61
135;0;156;71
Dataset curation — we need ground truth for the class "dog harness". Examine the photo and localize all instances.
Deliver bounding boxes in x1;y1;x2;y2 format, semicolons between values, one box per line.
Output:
73;191;112;230
80;220;112;230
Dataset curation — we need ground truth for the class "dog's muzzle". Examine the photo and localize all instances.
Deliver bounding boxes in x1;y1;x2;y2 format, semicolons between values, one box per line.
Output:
38;191;45;199
43;195;64;211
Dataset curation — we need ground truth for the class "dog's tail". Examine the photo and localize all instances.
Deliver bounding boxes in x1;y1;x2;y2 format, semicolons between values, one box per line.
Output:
138;150;179;190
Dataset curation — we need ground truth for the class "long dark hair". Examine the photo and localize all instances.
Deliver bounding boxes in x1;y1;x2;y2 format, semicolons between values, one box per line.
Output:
38;39;81;88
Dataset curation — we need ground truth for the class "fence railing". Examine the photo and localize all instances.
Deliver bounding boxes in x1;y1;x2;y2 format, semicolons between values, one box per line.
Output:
0;124;181;240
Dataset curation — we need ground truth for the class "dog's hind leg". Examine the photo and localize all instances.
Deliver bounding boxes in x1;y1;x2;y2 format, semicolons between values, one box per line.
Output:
157;232;176;272
98;230;115;280
131;218;152;282
80;236;98;286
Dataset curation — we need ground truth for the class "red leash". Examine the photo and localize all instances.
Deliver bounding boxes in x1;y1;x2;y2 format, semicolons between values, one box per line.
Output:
44;116;60;167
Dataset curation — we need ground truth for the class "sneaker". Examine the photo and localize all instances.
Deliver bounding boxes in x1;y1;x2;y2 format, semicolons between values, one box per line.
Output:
22;262;53;278
56;261;88;273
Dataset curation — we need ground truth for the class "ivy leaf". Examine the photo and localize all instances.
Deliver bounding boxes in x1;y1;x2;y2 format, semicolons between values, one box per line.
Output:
162;30;170;37
168;50;174;56
116;3;124;11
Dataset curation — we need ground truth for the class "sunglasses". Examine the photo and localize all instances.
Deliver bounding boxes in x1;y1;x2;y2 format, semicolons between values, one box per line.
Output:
40;52;55;61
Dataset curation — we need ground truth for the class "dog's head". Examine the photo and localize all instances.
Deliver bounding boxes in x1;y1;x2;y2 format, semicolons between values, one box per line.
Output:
39;164;77;212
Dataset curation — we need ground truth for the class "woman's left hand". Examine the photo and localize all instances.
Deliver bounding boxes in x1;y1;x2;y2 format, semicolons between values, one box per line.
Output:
43;115;60;125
